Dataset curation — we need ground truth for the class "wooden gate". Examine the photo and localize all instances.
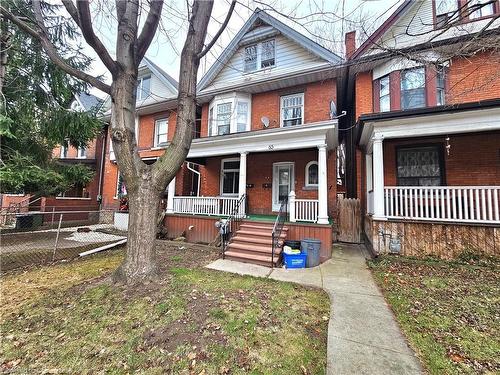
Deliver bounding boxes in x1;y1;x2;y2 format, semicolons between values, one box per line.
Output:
336;198;361;243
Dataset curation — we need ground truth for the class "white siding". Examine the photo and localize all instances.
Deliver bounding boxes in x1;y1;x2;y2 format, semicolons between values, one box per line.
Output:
136;73;176;108
203;34;327;93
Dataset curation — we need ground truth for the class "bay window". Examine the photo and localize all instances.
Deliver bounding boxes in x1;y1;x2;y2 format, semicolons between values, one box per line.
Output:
154;118;168;147
237;102;249;132
281;93;304;127
216;103;231;136
379;75;390;112
397;145;444;186
220;159;240;196
209;93;251;136
401;67;426;110
436;67;446;106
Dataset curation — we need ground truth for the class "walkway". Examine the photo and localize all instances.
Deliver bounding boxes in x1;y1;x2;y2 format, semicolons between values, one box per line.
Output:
206;244;423;375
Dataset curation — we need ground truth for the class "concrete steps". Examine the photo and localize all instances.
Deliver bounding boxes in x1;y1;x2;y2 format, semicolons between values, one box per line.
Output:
224;220;288;267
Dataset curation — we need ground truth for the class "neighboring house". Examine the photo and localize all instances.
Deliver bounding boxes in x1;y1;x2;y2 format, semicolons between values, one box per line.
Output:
347;0;500;257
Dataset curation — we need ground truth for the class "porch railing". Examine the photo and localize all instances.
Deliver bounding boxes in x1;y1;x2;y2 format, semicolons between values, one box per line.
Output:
384;186;500;224
271;198;288;267
221;194;246;259
173;196;242;217
289;191;319;223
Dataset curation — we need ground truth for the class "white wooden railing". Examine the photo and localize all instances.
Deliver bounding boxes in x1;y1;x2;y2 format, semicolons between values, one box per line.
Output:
384;186;500;224
172;196;243;217
289;191;319;223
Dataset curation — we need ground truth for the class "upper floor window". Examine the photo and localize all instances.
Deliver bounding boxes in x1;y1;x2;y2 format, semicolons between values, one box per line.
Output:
77;146;86;159
305;161;318;187
379;75;390;112
281;93;304;127
60;142;68;158
401;67;426;110
469;0;495;19
236;102;249;132
243;39;276;72
136;75;151;100
435;0;459;27
436;67;446;106
216;103;232;135
154;118;168;147
116;172;127;198
397;145;444;186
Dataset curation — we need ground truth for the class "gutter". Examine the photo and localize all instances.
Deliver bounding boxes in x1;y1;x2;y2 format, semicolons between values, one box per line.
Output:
186;162;201;196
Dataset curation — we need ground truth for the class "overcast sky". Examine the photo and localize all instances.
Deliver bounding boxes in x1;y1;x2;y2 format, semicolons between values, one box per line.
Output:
85;0;402;97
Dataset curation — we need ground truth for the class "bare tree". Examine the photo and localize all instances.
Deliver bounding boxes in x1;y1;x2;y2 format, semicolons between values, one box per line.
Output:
0;0;235;284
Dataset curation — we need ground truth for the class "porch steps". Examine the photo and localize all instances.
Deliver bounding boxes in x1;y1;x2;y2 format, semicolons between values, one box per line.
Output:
224;220;288;267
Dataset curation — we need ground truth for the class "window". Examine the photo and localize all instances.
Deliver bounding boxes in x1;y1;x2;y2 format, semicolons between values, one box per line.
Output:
216;103;231;135
397;146;444;186
77;146;86;159
244;45;257;72
261;40;275;68
305;161;318;187
220;159;240;195
243;39;276;72
154;118;168;147
435;0;459;27
469;0;494;19
60;142;68;158
401;67;426;110
436;67;446;106
236;102;248;132
281;93;304;127
379;75;390;112
116;173;127;198
136;75;151;100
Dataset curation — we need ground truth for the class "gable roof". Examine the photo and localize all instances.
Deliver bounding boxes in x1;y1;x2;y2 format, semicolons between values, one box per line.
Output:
350;0;413;60
140;56;179;93
75;92;103;111
198;9;343;91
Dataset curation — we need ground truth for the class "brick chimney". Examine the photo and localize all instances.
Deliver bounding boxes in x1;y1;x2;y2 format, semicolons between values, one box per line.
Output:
345;31;356;59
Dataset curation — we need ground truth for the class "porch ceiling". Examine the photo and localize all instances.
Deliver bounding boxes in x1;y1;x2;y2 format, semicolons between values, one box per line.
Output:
187;120;338;158
359;105;500;152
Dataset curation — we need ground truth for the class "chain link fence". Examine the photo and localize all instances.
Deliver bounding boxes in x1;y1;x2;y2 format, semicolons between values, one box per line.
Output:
0;208;126;272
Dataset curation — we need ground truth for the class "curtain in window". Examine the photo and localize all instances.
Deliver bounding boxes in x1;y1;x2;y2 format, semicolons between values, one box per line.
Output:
307;163;318;185
216;103;231;135
379;75;390;112
261;40;275;68
236;102;248;132
282;94;303;126
397;146;442;186
401;68;426;109
244;45;257;72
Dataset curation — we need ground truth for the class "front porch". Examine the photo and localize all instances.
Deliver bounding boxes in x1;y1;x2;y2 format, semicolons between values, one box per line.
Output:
359;104;500;258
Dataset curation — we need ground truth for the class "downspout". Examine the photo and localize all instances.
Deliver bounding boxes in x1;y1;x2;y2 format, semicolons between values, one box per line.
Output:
97;124;108;209
186;162;200;197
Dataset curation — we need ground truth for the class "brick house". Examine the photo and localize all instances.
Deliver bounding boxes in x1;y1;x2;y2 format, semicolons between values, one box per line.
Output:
347;0;500;257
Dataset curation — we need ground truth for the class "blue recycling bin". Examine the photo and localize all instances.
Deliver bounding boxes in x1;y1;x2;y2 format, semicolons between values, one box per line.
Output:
301;238;321;267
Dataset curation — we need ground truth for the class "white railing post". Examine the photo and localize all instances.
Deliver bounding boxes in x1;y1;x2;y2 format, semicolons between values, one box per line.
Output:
166;177;176;214
238;152;248;216
289;191;296;222
317;144;329;224
372;134;385;219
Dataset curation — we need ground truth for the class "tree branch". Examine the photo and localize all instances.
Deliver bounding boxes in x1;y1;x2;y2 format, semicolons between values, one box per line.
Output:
136;0;164;63
74;0;118;75
0;5;111;94
197;0;236;59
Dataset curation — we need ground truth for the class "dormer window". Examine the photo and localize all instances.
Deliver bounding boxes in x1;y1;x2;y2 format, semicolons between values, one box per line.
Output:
435;0;459;27
469;0;495;19
136;75;151;100
243;39;276;72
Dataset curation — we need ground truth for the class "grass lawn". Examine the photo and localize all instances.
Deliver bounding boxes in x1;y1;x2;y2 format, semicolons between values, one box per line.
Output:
369;255;500;374
1;241;330;374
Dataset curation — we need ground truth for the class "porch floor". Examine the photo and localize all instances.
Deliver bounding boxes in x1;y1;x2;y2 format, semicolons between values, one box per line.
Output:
245;214;276;222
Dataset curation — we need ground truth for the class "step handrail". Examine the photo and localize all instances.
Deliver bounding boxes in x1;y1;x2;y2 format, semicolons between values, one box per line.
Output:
271;198;288;268
221;194;246;259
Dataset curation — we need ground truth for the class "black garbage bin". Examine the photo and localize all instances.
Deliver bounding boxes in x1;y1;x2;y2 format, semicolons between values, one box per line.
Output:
301;238;321;268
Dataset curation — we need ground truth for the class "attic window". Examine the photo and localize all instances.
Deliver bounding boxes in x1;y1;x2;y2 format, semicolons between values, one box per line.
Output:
469;0;495;19
243;39;276;72
136;75;151;100
435;0;459;27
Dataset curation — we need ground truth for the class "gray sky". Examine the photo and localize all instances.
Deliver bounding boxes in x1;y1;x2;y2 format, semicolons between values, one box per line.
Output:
86;0;402;97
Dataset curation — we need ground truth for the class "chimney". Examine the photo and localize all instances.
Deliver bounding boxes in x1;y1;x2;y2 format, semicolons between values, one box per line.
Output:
345;31;356;60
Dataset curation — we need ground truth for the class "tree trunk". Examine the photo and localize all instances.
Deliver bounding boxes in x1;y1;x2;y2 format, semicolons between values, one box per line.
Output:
113;182;162;283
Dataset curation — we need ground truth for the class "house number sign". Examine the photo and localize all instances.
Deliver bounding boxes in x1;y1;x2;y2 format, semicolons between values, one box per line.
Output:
268;144;274;150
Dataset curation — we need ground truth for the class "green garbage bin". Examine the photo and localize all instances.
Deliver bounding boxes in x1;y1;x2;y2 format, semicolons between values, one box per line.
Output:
301;238;321;268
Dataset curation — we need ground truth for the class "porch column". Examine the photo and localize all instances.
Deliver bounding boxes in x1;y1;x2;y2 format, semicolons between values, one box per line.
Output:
166;177;176;214
372;134;385;219
238;152;248;199
317;144;329;224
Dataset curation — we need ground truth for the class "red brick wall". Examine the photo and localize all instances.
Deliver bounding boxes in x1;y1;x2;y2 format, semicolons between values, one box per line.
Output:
137;110;177;151
199;149;337;216
200;80;336;136
383;131;500;186
355;71;373;118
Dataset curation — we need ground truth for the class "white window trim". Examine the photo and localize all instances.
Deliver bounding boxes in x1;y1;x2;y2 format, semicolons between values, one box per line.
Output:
208;92;252;136
76;146;87;159
60;144;68;158
280;93;304;127
305;161;319;187
153;118;169;147
137;75;151;100
242;38;276;73
220;157;240;197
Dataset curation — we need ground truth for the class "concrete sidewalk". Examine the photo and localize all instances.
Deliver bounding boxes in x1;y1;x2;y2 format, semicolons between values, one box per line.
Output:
206;244;423;375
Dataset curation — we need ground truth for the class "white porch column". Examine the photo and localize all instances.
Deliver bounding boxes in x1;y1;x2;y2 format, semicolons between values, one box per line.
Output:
166;177;176;214
238;152;247;199
366;153;373;215
372;134;385;219
317;144;329;224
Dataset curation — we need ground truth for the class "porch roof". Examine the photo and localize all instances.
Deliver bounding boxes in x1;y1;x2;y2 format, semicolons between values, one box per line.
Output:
187;120;338;158
358;99;500;152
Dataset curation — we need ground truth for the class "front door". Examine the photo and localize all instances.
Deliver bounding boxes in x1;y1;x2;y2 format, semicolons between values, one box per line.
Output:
272;163;294;211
